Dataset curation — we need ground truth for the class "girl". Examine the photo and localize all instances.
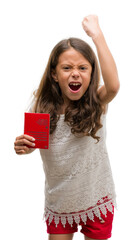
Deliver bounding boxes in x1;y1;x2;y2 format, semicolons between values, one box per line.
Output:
14;15;120;240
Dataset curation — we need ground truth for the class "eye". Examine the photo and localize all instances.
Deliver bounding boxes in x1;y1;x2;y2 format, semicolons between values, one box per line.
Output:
62;66;71;71
79;66;87;70
63;66;70;69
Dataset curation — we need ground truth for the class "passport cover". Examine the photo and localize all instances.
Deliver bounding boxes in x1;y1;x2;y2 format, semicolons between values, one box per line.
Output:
24;112;50;149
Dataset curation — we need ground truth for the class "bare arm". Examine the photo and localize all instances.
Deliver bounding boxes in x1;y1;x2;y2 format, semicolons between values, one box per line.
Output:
82;15;120;105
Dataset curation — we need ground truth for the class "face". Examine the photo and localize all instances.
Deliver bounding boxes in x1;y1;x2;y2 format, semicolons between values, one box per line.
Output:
52;48;92;106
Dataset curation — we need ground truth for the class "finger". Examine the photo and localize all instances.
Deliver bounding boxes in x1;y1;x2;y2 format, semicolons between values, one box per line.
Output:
16;150;26;155
14;145;29;151
82;18;87;25
15;134;35;142
84;16;88;21
82;21;86;29
14;139;35;147
15;145;30;154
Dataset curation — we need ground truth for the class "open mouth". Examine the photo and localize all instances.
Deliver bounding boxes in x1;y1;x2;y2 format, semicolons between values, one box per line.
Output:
69;82;82;92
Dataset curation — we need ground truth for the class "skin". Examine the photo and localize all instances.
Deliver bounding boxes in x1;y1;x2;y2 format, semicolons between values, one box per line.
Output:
14;134;35;155
48;234;74;240
48;233;107;240
14;14;119;240
52;47;92;111
82;15;120;105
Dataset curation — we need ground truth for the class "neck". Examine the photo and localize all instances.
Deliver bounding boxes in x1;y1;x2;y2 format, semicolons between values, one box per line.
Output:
58;102;69;114
59;105;66;114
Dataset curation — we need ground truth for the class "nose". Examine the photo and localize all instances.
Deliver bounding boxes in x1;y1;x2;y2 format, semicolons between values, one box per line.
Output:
71;70;80;78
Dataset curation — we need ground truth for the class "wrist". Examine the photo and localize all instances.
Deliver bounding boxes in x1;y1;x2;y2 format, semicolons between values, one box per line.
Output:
92;30;104;45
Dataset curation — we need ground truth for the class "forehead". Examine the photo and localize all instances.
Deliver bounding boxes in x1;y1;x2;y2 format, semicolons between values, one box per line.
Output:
58;48;90;65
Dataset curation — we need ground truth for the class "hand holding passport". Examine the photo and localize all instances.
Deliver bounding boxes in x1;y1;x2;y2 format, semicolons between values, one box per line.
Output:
24;113;50;149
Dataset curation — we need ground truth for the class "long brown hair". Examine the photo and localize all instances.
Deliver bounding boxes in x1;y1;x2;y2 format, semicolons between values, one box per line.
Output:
33;38;103;142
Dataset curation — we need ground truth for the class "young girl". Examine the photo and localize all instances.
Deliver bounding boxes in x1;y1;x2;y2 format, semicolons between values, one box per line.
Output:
14;15;120;240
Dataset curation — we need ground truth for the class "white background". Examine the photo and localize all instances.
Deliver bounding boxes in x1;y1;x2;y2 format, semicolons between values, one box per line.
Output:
0;0;134;239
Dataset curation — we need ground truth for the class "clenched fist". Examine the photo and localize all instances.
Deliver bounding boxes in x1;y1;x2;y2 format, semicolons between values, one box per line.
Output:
82;15;102;40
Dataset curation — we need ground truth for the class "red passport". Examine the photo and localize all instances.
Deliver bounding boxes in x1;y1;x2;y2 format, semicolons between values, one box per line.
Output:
24;112;50;149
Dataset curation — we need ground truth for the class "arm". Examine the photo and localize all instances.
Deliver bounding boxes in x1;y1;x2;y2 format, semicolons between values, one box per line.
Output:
82;15;120;105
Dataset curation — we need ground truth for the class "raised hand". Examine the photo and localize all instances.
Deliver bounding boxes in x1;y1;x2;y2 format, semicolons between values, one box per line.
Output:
82;15;102;40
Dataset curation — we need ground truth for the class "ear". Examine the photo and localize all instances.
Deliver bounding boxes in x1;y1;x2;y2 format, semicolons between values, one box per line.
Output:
51;71;58;82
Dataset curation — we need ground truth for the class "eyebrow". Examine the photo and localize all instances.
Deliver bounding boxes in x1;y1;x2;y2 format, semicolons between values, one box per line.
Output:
60;63;90;67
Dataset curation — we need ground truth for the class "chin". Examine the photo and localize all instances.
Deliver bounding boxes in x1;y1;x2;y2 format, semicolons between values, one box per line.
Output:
69;96;82;101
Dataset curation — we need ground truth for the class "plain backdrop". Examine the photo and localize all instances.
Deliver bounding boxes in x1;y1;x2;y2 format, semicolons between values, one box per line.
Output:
0;0;134;239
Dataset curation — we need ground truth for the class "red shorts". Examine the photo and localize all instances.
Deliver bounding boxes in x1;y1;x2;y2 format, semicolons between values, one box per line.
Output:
46;207;114;239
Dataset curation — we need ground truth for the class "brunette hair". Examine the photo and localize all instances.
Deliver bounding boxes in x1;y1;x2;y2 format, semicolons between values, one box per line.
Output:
33;38;103;142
